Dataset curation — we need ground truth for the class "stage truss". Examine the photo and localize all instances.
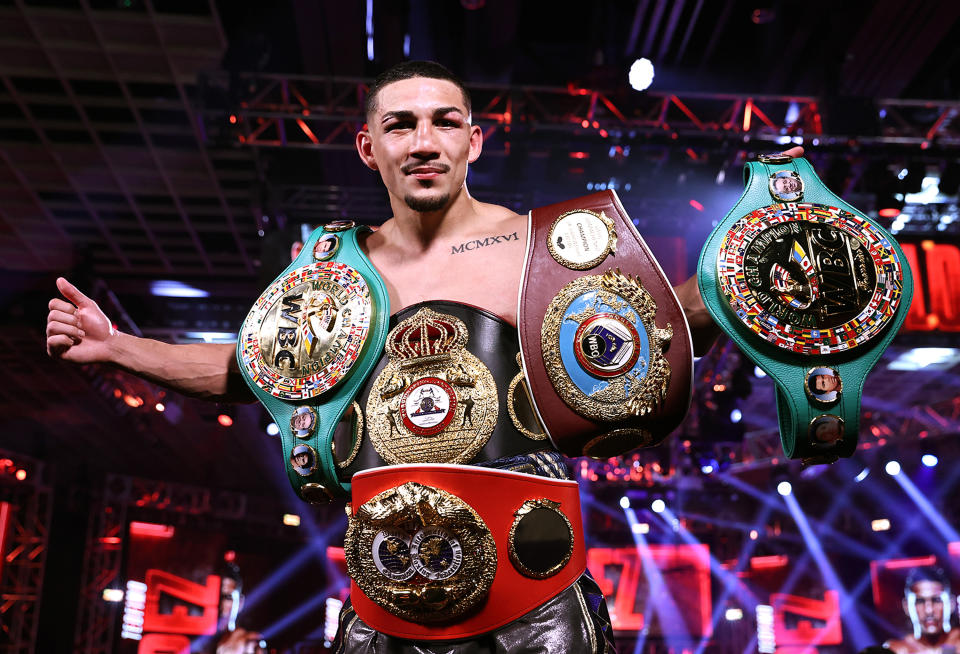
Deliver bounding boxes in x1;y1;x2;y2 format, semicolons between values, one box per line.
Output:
0;451;51;654
199;71;960;153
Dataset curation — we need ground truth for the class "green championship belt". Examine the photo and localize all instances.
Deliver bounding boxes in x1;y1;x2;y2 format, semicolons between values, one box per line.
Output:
237;221;390;501
698;155;913;463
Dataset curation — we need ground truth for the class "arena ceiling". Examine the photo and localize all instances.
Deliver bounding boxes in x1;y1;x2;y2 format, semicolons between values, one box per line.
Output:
1;0;959;496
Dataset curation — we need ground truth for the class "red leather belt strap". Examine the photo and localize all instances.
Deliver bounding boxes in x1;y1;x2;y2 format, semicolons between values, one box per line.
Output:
347;464;586;640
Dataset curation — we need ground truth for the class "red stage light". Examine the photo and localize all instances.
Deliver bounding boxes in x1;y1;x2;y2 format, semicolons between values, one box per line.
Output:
689;200;704;211
228;114;237;124
878;207;901;218
224;550;236;562
14;469;26;481
581;119;589;128
217;414;233;427
123;395;143;408
130;521;175;538
569;151;589;160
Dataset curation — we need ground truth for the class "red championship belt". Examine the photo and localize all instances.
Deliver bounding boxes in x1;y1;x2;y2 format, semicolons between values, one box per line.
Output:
517;190;693;458
344;464;586;640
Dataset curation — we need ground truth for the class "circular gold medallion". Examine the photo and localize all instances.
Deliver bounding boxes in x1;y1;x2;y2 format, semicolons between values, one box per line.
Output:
238;262;372;400
547;209;617;270
344;482;496;623
508;499;573;579
541;269;672;421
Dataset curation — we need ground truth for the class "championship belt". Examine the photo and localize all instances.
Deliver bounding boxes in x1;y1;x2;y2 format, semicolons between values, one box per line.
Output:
340;301;549;481
343;464;586;640
518;190;694;458
698;155;913;462
236;222;390;501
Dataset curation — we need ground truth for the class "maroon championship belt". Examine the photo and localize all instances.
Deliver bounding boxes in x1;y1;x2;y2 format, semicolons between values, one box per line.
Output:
517;190;693;458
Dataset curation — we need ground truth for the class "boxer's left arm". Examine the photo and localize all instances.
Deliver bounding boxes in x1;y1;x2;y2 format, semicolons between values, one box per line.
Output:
674;275;718;356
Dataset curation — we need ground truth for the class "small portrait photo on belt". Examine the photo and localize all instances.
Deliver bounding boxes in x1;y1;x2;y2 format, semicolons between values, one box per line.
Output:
805;366;842;405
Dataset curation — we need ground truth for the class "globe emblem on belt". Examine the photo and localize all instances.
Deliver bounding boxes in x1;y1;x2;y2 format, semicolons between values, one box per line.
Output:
574;312;641;378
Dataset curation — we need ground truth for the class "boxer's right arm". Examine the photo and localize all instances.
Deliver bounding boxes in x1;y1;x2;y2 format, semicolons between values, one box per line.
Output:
46;277;253;403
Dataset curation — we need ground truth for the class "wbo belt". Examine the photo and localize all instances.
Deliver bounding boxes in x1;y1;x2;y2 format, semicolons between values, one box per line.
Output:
344;464;586;640
236;222;390;502
518;190;694;458
338;301;550;482
698;155;913;463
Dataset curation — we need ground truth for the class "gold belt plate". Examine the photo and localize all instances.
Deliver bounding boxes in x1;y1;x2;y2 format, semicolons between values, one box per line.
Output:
344;482;497;623
366;308;498;464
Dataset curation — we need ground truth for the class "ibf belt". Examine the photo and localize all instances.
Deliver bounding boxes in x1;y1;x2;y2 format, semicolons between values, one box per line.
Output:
518;190;694;458
236;223;390;501
344;464;585;640
698;155;913;462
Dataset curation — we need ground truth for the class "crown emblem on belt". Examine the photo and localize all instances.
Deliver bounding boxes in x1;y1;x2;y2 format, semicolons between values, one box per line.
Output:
386;307;469;362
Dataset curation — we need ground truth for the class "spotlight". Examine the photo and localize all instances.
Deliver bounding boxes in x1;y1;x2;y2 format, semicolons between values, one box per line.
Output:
885;460;901;476
871;518;891;532
619;496;630;509
266;422;280;436
217;414;234;427
102;588;124;602
754;366;767;378
701;464;715;474
730;409;743;423
651;499;666;513
854;467;870;482
922;454;938;467
725;607;744;621
777;481;792;496
632;522;650;534
15;469;26;481
628;58;655;92
282;514;301;527
154;402;165;412
749;529;759;540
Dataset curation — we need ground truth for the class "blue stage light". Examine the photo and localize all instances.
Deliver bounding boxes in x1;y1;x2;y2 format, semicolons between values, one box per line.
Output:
266;422;280;436
619;496;630;509
777;481;792;496
885;461;902;476
922;454;938;467
651;499;666;513
855;467;870;482
730;409;742;423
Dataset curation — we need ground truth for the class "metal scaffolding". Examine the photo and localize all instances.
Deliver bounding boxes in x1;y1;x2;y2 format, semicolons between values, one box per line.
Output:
199;71;960;153
0;451;51;654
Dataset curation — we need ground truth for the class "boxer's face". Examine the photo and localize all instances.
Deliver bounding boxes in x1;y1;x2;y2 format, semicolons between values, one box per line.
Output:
908;580;946;635
357;77;482;213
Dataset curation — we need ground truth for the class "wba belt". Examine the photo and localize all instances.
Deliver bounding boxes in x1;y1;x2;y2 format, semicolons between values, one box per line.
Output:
344;464;586;640
518;190;694;458
338;301;550;480
698;155;913;462
236;222;390;501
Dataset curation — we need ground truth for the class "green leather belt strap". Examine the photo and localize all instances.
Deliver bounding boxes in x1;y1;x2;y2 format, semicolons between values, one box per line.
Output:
698;156;913;462
236;225;390;500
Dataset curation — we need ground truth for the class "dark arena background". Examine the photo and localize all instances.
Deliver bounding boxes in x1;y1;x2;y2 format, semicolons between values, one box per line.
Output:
1;1;959;653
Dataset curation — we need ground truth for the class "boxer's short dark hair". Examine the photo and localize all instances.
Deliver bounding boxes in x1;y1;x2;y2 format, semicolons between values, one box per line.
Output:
364;60;472;119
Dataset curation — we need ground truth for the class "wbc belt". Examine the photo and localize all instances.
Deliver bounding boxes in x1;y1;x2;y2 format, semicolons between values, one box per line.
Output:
518;190;694;458
236;222;390;501
698;155;913;462
343;464;586;640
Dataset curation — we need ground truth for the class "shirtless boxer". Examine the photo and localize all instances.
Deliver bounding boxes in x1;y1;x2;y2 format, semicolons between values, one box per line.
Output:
47;61;802;653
